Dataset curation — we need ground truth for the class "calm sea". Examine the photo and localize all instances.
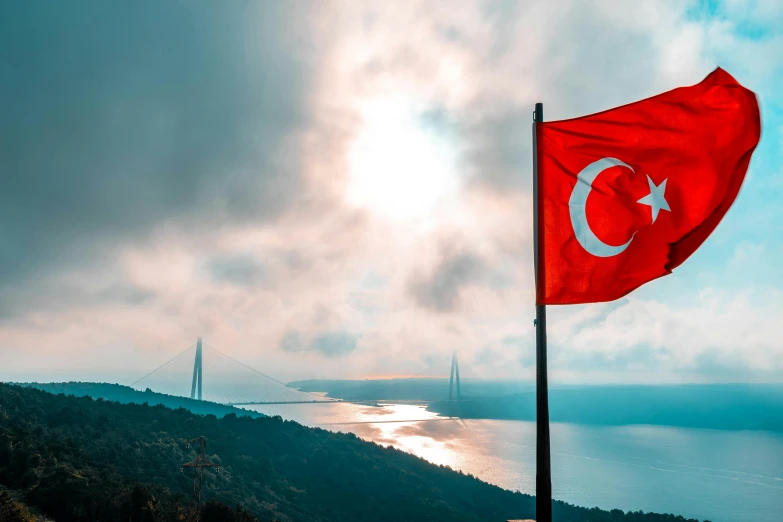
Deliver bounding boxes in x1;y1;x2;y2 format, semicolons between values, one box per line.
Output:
242;402;783;522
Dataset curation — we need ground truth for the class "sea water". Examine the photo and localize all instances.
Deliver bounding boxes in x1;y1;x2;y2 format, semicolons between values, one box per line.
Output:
243;402;783;522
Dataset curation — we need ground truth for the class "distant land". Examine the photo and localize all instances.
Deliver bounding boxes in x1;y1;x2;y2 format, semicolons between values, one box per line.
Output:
293;380;783;432
290;377;534;401
0;383;708;522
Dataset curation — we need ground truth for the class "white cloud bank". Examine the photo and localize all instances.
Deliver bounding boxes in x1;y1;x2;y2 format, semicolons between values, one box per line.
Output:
0;0;781;384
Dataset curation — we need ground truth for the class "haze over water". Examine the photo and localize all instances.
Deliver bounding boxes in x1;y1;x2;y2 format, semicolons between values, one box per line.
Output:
245;402;783;522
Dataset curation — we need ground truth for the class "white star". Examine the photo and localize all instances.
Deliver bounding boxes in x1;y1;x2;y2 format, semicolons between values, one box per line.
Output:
637;175;670;223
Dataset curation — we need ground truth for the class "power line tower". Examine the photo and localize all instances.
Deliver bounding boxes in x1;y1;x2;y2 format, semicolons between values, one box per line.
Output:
448;351;461;417
190;337;203;401
181;436;219;522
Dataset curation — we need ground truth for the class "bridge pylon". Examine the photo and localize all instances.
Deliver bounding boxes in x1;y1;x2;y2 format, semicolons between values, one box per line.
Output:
190;337;203;401
133;337;336;405
448;351;461;416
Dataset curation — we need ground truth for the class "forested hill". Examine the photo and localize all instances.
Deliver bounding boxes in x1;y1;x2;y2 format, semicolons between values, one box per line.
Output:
17;381;264;419
0;384;708;522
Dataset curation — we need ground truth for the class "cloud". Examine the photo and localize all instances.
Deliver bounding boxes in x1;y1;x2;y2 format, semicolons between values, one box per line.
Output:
310;332;360;358
279;331;305;353
279;330;359;358
463;108;532;191
95;285;157;307
409;248;486;312
208;254;266;288
0;1;315;303
729;241;765;267
0;0;781;385
0;269;157;321
548;289;783;381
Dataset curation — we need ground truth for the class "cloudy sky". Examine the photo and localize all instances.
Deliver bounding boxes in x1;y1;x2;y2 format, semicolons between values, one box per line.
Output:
1;0;781;385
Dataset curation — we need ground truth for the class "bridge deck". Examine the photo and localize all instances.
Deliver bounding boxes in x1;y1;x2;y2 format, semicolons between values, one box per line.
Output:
228;399;436;406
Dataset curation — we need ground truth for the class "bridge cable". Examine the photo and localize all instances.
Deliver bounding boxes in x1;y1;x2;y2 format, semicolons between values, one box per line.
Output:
130;343;195;387
201;343;333;403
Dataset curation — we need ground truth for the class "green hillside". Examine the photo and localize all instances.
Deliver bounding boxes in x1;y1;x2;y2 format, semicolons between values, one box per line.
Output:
0;383;707;521
17;382;265;419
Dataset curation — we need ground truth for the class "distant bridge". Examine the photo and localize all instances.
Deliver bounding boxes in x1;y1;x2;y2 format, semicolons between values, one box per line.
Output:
131;337;463;408
132;338;336;405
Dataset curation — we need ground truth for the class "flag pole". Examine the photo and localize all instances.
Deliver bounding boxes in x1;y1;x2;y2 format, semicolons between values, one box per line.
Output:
532;102;552;522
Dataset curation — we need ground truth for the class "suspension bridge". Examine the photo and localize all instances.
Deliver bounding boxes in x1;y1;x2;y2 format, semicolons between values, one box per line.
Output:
130;337;464;408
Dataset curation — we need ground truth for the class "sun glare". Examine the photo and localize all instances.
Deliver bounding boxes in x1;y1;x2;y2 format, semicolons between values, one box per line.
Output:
346;97;459;222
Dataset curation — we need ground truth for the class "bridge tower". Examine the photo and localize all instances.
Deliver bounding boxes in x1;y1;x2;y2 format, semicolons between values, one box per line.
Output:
190;337;203;401
448;351;461;416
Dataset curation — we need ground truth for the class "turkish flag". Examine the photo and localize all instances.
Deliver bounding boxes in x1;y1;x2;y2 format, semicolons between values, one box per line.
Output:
536;68;760;305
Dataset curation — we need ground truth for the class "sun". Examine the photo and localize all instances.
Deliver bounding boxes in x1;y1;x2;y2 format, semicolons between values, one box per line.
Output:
346;97;459;222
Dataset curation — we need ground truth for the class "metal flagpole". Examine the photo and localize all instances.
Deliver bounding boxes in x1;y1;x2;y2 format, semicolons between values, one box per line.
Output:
532;102;552;522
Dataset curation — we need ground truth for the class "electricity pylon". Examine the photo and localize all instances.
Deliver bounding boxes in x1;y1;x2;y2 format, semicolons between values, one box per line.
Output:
181;436;219;522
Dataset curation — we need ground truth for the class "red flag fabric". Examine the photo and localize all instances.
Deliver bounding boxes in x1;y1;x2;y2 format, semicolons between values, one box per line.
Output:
536;68;760;305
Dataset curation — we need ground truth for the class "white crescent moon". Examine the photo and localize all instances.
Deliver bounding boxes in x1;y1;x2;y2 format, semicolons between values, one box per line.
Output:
568;157;636;258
